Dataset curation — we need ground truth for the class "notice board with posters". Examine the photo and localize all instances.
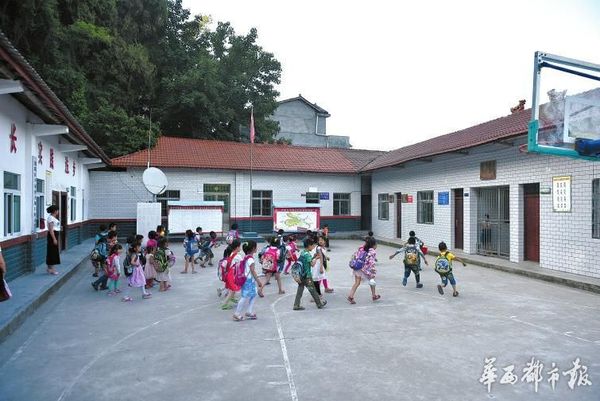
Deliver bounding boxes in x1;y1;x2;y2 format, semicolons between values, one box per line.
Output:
273;203;321;232
168;201;224;234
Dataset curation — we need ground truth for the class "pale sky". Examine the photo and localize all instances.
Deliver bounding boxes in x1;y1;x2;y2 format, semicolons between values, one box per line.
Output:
183;0;600;151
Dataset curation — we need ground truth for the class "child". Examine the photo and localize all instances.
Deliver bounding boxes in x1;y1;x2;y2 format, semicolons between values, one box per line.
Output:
311;236;326;299
435;241;467;297
261;237;285;295
347;238;380;304
365;231;374;242
225;223;240;245
106;244;123;296
283;236;299;274
221;239;243;310
146;230;158;249
322;224;330;250
199;231;218;267
233;241;265;321
182;229;199;274
293;238;326;310
155;238;172;292
123;243;151;301
92;224;109;277
319;236;334;293
409;230;426;270
389;237;429;289
195;227;203;243
156;225;166;238
144;245;157;289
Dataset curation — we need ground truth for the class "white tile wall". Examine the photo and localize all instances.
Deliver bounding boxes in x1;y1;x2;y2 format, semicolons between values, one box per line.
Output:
371;138;600;278
89;169;361;219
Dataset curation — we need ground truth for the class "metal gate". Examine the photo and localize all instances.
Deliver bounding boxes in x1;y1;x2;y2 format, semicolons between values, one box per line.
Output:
477;186;510;258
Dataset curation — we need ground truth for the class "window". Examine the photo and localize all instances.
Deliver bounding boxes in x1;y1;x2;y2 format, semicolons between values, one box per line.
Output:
306;192;320;204
417;191;434;224
333;193;351;215
593;179;600;238
35;179;45;230
157;190;181;217
70;186;77;222
480;160;497;180
378;194;389;220
3;172;21;235
252;190;272;216
203;184;230;213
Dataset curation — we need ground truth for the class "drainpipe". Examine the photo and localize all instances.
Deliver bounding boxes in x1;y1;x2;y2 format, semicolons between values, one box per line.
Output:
315;114;319;135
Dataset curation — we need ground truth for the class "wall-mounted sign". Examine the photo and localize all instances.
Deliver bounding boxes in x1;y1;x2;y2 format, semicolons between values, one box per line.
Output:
438;191;450;205
406;195;413;203
319;192;329;200
552;176;571;212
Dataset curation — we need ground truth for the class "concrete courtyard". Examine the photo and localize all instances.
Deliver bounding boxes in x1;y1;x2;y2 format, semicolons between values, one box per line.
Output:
0;240;598;401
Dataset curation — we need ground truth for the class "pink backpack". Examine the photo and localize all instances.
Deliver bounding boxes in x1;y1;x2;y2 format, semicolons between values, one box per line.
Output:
234;255;253;287
261;247;278;273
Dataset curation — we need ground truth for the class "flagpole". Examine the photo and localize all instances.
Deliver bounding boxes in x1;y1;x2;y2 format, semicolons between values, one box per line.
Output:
249;106;254;233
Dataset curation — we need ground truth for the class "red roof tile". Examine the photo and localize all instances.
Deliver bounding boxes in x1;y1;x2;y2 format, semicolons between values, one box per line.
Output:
112;137;385;174
363;108;535;171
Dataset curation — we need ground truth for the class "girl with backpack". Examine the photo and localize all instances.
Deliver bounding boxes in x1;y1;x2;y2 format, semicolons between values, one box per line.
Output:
233;241;264;321
123;243;151;301
311;236;326;300
260;237;285;295
283;236;299;274
347;238;380;304
106;244;123;296
182;229;199;274
155;238;172;292
221;239;243;310
144;245;157;289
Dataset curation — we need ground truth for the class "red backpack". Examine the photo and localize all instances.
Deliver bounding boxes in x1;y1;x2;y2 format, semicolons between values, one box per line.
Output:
218;252;238;282
234;255;253;287
261;247;278;273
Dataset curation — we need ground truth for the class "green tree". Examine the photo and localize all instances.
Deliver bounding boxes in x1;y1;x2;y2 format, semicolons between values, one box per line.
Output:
0;0;282;157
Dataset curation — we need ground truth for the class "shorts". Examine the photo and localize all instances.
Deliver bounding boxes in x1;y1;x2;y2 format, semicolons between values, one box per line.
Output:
439;272;456;286
277;262;285;273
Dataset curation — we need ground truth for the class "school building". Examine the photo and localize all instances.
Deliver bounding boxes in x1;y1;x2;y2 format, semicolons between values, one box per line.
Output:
90;136;384;235
0;32;110;280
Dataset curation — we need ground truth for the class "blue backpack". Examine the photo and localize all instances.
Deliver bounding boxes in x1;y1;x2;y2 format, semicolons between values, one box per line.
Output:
349;249;368;270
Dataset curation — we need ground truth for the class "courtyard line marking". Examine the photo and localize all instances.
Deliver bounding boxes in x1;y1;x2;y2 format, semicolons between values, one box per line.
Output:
507;316;598;346
270;294;298;401
56;301;219;401
267;364;285;368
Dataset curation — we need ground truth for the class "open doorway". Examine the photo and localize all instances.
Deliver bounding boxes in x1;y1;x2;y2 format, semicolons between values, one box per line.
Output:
52;191;68;250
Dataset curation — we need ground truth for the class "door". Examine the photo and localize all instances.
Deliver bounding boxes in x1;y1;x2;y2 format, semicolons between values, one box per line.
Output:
477;186;510;258
454;189;464;249
395;193;402;238
524;184;540;262
361;194;371;230
203;184;231;231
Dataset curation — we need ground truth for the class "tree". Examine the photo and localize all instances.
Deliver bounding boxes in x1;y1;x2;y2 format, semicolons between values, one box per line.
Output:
0;0;282;157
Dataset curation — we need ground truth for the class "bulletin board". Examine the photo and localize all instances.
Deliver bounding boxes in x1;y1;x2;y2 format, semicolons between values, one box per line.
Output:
168;201;224;234
273;203;321;232
137;202;162;239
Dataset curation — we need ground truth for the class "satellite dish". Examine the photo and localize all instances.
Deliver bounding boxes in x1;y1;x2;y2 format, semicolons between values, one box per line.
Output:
142;167;168;195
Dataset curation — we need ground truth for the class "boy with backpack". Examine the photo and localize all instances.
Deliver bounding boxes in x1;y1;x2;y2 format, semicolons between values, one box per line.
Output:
435;241;467;297
389;237;428;288
292;237;326;310
91;225;109;277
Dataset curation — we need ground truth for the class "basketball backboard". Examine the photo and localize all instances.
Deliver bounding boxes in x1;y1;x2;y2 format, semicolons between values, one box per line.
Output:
528;51;600;160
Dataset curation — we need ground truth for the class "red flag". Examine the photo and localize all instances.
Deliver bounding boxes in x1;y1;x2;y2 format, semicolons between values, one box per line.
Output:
249;108;255;144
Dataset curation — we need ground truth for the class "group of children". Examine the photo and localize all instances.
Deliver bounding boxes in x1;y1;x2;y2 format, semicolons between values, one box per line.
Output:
90;224;176;301
214;228;335;318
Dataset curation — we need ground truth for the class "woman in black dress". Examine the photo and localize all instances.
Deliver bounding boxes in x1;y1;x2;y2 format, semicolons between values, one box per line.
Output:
46;205;61;275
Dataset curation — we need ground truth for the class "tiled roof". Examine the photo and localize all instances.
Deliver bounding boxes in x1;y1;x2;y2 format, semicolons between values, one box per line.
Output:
363;108;534;171
0;31;110;164
112;136;385;174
